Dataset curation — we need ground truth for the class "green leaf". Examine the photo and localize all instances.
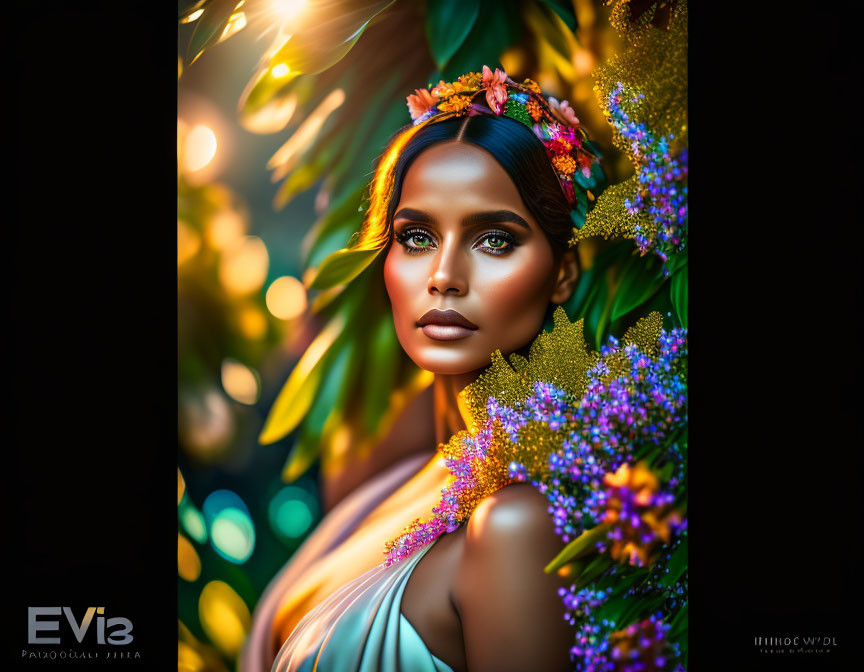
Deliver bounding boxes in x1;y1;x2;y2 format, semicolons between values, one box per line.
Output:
440;0;521;81
241;0;396;117
545;523;611;573
185;0;236;66
281;433;320;483
669;603;688;639
303;182;365;266
303;339;355;437
539;0;578;31
426;0;481;69
310;248;382;290
584;281;609;350
601;568;649;596
327;73;404;189
362;314;401;434
671;265;688;328
575;554;614;589
273;158;327;210
660;538;688;587
522;2;573;65
610;253;667;322
666;246;688;275
596;596;634;629
258;315;345;444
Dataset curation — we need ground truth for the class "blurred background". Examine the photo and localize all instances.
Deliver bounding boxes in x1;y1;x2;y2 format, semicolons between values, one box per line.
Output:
176;1;681;669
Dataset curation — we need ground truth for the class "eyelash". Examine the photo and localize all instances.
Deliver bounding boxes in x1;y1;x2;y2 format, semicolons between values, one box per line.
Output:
394;226;519;256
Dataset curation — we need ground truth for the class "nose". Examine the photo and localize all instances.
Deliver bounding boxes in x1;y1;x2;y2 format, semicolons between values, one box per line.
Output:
427;236;468;296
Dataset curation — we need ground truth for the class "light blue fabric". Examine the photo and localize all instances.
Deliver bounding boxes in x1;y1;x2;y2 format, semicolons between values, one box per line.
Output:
274;541;454;672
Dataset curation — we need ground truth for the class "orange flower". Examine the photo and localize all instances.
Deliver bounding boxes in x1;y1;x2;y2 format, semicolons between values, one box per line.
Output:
551;154;577;175
481;65;508;115
598;462;684;567
437;94;471;113
431;79;466;98
526;98;542;121
406;88;439;121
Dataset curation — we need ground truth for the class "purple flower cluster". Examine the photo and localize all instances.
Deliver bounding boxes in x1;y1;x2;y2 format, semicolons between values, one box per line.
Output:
514;329;687;544
607;82;688;267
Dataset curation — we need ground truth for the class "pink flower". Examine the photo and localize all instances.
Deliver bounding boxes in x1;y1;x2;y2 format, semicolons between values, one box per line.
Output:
548;96;580;127
481;65;508;115
406;88;439;121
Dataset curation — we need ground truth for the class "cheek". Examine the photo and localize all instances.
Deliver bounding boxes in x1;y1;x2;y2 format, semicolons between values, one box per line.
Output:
475;246;557;327
383;249;426;331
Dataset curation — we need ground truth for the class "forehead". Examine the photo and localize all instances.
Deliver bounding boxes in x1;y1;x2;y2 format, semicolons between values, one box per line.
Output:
397;141;530;217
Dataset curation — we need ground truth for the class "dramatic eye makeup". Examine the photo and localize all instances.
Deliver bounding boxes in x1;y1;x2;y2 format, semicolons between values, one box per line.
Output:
392;208;528;256
395;226;437;254
471;229;517;255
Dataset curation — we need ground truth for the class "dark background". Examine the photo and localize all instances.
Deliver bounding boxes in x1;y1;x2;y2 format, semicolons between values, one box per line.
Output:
5;1;861;670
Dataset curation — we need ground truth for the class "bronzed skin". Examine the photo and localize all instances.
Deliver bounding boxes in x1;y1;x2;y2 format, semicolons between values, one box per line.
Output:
383;141;578;672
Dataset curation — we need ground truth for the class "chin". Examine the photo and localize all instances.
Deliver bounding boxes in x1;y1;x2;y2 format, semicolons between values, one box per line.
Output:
409;343;492;376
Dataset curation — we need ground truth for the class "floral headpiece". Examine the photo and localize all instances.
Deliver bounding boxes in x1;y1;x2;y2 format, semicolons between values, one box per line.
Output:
406;66;603;220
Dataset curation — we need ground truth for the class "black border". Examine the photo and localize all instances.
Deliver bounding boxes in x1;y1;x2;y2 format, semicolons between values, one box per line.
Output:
6;1;862;670
690;1;861;669
7;1;176;669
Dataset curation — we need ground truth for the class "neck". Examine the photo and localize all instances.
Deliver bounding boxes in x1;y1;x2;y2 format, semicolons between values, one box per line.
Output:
432;370;480;446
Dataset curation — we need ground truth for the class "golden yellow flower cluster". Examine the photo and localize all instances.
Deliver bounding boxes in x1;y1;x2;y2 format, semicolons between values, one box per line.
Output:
437;94;471;113
522;78;542;94
552;154;577;175
570;0;687;248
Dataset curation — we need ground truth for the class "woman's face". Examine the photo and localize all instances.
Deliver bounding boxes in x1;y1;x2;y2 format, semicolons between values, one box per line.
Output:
383;141;574;378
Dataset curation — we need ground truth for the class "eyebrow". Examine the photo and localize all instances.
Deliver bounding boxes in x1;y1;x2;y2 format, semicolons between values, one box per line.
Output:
393;208;531;231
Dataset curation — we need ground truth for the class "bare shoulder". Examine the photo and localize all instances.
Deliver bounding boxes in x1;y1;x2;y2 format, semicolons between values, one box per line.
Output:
452;484;573;672
464;483;558;551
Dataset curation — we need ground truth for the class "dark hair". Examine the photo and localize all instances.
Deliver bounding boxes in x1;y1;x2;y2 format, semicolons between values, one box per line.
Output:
383;115;575;256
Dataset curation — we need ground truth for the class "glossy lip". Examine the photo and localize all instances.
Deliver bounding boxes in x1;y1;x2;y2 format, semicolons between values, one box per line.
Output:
416;308;478;341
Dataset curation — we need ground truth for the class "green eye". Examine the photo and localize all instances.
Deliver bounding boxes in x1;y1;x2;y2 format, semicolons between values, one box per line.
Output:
412;234;431;247
477;232;514;253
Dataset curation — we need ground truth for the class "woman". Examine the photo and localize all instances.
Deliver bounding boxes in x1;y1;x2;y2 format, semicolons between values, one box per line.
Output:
246;68;686;672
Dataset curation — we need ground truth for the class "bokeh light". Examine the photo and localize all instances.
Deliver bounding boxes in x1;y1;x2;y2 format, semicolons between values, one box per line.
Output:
178;468;186;505
211;509;255;563
268;485;319;542
205;210;246;251
198;580;251;659
220;358;260;405
265;275;307;320
238;306;268;340
218;235;269;295
202;490;255;564
178;641;205;672
182;124;218;173
180;497;208;544
178;533;202;582
180;388;235;458
177;219;201;266
271;63;290;78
